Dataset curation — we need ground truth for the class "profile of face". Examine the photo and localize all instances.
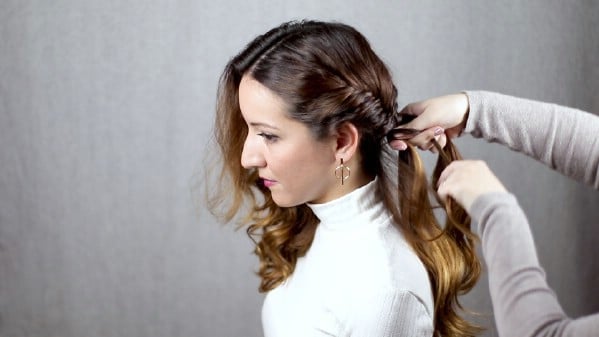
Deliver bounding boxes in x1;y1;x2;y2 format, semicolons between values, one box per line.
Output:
239;75;344;207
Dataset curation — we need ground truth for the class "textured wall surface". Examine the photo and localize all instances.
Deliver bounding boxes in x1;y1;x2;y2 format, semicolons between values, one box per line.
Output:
1;1;598;336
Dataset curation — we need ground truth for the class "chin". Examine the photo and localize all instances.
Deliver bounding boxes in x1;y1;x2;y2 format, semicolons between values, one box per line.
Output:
271;199;299;208
270;194;304;208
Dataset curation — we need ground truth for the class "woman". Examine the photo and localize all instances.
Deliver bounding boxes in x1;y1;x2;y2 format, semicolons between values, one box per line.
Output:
209;21;480;336
391;91;599;336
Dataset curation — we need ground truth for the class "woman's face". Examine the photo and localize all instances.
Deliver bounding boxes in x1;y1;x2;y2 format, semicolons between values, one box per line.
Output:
238;75;340;207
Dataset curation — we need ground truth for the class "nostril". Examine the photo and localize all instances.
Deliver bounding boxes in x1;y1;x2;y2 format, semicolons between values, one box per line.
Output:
241;153;265;169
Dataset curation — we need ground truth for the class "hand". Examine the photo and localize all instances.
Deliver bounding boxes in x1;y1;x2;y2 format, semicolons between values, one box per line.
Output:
437;160;507;213
390;93;470;151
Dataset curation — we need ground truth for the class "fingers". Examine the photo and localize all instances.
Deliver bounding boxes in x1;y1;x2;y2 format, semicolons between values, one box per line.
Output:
436;160;508;212
391;126;446;153
436;161;469;207
397;101;436;131
397;94;470;138
428;134;447;154
389;139;407;151
398;101;426;117
437;160;460;189
435;134;447;150
399;112;433;132
409;126;444;151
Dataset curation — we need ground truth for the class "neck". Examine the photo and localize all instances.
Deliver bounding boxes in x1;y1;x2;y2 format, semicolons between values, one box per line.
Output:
341;172;373;194
307;177;382;229
311;170;374;204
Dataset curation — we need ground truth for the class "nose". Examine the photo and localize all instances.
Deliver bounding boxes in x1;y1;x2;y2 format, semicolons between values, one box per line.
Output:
241;135;266;169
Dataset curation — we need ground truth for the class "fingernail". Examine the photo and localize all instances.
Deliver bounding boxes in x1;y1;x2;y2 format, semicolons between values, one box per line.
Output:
398;142;407;151
434;127;444;136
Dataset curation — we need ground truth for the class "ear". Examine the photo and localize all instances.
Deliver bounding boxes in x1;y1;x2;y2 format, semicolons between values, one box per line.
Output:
334;122;360;162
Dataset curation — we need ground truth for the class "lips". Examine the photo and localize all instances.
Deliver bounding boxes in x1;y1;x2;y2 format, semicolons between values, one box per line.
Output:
259;177;277;188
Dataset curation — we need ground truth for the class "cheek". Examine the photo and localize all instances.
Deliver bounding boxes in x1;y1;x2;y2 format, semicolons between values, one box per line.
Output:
268;150;304;176
268;135;335;183
287;145;335;178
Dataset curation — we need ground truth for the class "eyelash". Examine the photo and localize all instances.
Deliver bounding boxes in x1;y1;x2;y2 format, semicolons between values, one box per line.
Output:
257;132;279;142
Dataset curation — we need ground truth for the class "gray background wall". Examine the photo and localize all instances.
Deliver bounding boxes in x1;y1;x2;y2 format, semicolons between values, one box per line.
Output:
1;1;598;336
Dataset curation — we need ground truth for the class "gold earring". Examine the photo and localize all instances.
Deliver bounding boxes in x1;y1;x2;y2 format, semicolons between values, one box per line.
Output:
334;158;351;185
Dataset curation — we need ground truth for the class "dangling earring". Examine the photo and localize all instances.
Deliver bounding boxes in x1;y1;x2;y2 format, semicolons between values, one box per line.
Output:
334;158;351;185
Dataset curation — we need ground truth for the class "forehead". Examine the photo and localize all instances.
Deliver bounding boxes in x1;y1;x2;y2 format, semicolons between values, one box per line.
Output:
238;75;289;123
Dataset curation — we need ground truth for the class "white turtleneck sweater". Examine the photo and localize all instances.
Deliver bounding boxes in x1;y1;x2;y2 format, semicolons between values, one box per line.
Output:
261;180;434;337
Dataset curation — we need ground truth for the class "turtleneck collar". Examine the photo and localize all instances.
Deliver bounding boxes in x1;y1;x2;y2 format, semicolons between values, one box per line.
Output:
307;178;387;230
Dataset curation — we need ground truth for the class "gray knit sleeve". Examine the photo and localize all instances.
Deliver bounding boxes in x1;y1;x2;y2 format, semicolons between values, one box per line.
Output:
464;91;599;189
471;192;599;337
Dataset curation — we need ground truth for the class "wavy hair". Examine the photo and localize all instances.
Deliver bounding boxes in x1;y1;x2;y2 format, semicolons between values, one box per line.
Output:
208;20;481;336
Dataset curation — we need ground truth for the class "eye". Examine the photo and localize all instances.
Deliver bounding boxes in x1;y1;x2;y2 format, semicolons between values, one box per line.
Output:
257;132;279;143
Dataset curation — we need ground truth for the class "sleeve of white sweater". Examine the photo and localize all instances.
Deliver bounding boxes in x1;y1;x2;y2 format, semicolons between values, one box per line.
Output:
464;91;599;337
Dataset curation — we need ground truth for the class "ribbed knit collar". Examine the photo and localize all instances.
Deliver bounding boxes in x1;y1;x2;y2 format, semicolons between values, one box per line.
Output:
307;178;385;230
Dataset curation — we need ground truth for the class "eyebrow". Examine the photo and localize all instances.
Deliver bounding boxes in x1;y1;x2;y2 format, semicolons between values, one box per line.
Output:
249;122;280;130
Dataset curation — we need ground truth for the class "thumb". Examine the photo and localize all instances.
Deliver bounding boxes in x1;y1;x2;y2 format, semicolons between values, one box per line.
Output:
398;101;435;130
399;101;427;117
399;112;436;132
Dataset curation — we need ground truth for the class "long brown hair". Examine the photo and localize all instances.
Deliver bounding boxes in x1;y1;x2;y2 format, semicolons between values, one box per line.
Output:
208;20;481;336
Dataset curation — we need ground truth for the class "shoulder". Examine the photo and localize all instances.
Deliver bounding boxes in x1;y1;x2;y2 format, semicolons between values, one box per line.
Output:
376;222;435;316
332;289;434;337
334;221;435;321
